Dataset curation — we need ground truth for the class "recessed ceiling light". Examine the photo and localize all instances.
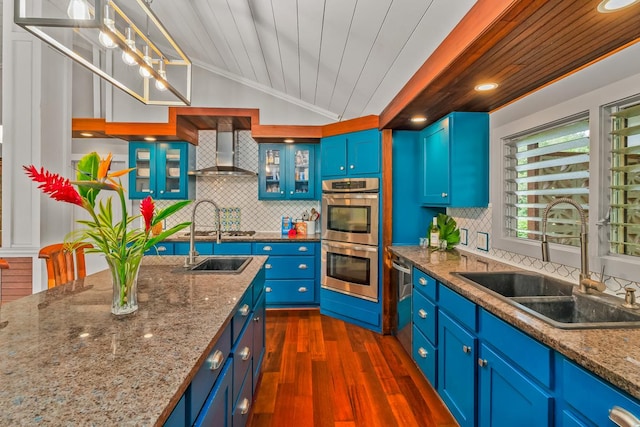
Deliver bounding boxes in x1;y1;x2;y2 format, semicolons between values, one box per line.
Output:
475;83;499;91
284;138;295;143
80;132;93;137
410;116;428;123
144;136;156;142
597;0;640;12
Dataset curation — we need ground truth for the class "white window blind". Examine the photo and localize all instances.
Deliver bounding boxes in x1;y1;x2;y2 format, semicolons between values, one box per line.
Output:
610;101;640;256
504;115;590;245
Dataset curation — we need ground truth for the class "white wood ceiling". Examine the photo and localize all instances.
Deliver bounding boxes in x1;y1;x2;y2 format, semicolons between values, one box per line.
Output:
149;0;477;121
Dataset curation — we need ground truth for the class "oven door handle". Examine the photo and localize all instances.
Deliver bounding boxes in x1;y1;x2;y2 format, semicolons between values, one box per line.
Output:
392;261;411;274
322;241;378;252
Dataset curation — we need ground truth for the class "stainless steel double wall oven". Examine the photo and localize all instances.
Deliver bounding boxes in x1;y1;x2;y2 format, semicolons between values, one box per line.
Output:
321;178;379;302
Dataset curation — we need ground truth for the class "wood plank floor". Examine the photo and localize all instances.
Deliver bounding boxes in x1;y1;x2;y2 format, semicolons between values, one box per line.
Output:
248;309;457;427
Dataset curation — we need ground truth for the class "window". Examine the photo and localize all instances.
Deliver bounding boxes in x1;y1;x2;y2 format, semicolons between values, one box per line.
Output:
609;99;640;257
504;114;590;246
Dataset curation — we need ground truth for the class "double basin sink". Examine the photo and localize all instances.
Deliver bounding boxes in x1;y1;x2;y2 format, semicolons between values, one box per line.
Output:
453;271;640;329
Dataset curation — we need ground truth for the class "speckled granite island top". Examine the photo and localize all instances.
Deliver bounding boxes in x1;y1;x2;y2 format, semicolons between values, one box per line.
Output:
0;255;267;426
390;246;640;401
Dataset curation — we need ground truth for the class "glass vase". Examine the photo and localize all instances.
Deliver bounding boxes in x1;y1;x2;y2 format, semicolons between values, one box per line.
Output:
108;256;142;316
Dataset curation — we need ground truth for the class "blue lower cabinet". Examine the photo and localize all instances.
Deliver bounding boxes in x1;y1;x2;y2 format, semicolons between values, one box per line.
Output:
145;242;174;256
214;242;252;255
438;310;477;427
233;368;254;427
194;359;233;427
265;280;315;305
163;394;185;427
232;319;254;402
252;292;266;393
320;288;382;332
478;343;552;427
174;241;214;256
413;325;437;387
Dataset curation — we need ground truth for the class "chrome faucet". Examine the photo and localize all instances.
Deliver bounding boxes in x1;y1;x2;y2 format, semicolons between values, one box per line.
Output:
541;198;606;294
187;199;222;266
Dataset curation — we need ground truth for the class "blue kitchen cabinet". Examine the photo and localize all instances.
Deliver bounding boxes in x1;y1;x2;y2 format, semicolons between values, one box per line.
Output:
258;144;318;200
214;242;253;255
321;129;380;178
144;241;174;256
419;112;488;207
129;142;195;200
193;359;233;427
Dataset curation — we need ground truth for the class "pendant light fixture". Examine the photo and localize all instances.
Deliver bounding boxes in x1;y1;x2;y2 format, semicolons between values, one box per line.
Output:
15;0;192;106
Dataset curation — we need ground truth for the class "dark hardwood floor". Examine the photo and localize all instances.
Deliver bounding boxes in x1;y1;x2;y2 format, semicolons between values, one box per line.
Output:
248;309;457;427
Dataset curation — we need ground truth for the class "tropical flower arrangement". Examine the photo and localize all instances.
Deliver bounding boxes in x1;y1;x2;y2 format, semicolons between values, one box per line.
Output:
24;152;192;315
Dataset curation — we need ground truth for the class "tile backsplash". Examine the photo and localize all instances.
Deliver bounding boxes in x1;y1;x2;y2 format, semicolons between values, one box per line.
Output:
448;206;640;294
156;130;319;233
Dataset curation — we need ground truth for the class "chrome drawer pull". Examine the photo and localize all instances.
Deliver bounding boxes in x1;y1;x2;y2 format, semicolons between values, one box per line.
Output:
442;192;448;198
419;277;427;286
478;359;488;368
609;406;640;426
157;246;167;252
265;264;272;269
239;304;250;316
339;166;345;171
349;164;354;169
263;245;272;251
418;309;428;319
237;397;250;415
265;287;272;293
463;345;472;354
298;264;308;270
298;246;308;252
208;350;224;371
418;347;428;358
298;287;308;293
240;346;251;361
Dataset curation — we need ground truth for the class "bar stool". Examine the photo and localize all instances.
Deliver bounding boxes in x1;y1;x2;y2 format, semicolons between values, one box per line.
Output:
38;243;92;288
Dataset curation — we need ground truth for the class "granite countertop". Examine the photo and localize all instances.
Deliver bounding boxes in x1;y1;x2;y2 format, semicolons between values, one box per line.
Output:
390;246;640;401
164;231;321;243
0;255;267;426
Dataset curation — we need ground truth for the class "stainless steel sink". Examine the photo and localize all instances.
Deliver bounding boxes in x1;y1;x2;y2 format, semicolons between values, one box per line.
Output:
453;271;640;329
187;256;252;274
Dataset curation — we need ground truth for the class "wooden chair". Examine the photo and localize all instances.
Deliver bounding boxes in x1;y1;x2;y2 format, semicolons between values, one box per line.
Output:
38;243;92;288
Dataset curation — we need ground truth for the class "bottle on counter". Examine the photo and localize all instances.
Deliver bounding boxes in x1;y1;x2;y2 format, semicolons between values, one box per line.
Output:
429;217;440;249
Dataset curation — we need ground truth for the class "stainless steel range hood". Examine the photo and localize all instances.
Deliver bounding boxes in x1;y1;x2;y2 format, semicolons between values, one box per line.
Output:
188;122;257;177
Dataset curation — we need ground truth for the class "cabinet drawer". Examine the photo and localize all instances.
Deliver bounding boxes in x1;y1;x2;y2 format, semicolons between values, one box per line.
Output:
561;358;640;426
232;291;253;344
190;324;231;425
265;280;315;304
253;292;266;393
173;242;214;256
233;367;253;427
413;291;437;345
479;309;552;388
413;268;437;301
232;319;254;405
413;325;437;388
164;394;185;427
439;285;477;331
214;242;252;255
193;359;233;427
253;242;316;255
264;256;315;279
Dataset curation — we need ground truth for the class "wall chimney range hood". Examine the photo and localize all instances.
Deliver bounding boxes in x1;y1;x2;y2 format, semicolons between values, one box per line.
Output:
188;121;256;177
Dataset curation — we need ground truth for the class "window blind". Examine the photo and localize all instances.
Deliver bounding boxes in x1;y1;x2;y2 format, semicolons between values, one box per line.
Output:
504;115;590;245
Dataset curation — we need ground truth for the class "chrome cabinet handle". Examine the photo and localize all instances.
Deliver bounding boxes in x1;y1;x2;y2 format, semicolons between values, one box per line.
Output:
280;191;284;194
463;345;472;354
478;358;488;367
290;191;294;195
298;264;308;269
298;246;308;252
441;192;448;198
609;405;640;426
254;316;260;322
239;304;250;316
298;287;308;293
419;277;427;286
349;164;354;169
265;287;272;293
418;309;428;319
239;346;251;361
418;347;428;358
157;246;167;252
263;245;272;251
237;397;250;415
160;190;164;194
208;350;224;371
339;166;345;170
265;264;272;269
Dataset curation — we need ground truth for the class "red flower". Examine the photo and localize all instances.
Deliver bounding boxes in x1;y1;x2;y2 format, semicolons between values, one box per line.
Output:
140;196;155;232
23;165;84;207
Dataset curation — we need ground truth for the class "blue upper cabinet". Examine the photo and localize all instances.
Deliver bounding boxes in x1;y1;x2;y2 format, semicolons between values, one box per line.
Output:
258;143;318;200
129;142;195;200
419;112;489;207
321;129;380;178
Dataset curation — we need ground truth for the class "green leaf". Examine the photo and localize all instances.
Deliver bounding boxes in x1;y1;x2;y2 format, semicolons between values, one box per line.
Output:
144;222;192;250
76;152;100;207
152;200;192;225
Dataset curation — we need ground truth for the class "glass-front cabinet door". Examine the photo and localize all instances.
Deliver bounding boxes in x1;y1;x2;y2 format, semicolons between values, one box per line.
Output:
157;144;188;199
130;144;155;197
259;144;317;200
259;146;284;199
290;147;312;199
129;142;193;200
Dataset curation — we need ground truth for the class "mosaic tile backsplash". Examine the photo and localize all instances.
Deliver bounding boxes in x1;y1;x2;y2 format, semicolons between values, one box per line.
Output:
448;206;640;294
155;130;319;233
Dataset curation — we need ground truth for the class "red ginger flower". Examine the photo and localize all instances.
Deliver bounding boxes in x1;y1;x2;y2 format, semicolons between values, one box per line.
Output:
23;165;84;207
140;196;155;232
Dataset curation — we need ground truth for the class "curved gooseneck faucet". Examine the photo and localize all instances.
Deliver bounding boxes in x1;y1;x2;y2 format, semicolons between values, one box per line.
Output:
541;197;605;293
187;199;221;266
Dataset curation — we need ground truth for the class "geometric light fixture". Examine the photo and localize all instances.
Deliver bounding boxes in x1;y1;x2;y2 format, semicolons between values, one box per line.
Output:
14;0;192;105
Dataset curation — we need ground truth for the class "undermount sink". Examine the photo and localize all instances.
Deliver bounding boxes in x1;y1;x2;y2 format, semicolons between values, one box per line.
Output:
187;256;252;274
453;271;640;329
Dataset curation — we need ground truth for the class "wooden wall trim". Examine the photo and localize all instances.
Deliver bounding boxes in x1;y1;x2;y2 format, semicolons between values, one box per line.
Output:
0;257;33;304
379;0;517;129
381;129;394;334
322;115;380;137
251;124;323;141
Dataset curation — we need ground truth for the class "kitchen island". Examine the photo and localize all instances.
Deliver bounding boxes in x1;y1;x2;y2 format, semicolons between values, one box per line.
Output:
0;255;267;426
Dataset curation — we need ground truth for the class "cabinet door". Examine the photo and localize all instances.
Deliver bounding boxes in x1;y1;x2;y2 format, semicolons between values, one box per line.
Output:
129;143;156;199
438;310;476;427
287;144;315;199
259;144;286;199
194;359;233;427
157;143;189;199
420;120;451;205
478;344;552;427
321;135;348;177
346;129;380;175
